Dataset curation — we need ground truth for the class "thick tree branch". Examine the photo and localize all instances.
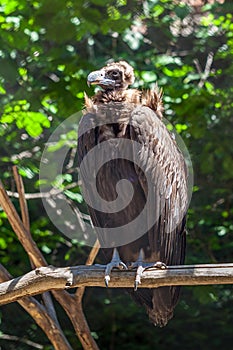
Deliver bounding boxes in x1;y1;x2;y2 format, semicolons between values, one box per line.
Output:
1;263;233;305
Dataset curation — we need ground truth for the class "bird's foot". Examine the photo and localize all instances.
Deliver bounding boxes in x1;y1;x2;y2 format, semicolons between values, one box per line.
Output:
147;261;167;270
129;249;167;291
103;248;127;287
129;249;146;291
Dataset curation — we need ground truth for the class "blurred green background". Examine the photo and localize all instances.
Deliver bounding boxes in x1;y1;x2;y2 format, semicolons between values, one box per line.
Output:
0;0;233;349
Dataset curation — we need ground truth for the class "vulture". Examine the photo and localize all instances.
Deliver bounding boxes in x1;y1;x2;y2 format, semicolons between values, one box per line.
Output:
77;61;188;326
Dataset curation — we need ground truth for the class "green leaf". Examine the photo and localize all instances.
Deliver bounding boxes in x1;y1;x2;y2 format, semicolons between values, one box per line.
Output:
1;114;14;123
0;85;6;94
41;245;52;254
0;238;7;249
18;167;35;179
64;190;83;203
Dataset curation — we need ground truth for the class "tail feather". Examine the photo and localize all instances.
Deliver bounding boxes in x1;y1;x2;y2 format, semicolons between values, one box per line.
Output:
129;286;181;327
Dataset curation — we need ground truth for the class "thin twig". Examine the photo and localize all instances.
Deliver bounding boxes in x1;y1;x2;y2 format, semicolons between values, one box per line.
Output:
194;52;214;88
6;182;81;199
0;334;43;349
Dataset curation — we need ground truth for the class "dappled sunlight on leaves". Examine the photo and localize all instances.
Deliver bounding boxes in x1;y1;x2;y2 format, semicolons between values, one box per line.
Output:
0;0;232;348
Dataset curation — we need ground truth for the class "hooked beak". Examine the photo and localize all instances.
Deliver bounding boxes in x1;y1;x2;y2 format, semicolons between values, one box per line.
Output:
87;70;115;88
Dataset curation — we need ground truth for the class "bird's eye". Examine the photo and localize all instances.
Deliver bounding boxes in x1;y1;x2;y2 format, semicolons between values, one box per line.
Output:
110;70;120;79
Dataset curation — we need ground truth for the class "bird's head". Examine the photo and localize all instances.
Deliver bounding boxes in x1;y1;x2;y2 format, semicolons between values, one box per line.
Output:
87;61;135;90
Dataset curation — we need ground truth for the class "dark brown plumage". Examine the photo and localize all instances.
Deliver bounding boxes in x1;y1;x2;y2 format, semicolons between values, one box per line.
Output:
78;61;188;326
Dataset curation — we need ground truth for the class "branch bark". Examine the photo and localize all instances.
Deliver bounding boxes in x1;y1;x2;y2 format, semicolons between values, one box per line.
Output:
0;180;47;267
1;263;233;305
13;165;30;233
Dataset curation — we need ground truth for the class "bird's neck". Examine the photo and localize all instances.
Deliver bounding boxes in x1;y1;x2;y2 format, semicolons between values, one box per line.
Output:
92;88;141;105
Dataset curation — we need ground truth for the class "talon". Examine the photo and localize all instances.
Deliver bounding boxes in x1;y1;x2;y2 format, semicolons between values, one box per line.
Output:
105;275;110;287
146;261;167;270
129;249;146;291
119;261;128;270
103;248;127;287
157;262;167;269
134;265;145;291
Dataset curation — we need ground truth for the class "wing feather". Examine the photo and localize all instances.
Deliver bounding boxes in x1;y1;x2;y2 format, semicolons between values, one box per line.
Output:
130;106;187;265
128;106;188;326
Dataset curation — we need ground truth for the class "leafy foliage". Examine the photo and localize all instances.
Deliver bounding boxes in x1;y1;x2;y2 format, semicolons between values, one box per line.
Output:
0;0;233;348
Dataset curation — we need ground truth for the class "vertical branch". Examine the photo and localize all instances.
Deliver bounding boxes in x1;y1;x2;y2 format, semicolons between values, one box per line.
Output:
52;238;100;350
85;240;100;266
12;166;30;232
0;180;46;267
52;290;100;350
75;239;100;302
13;166;59;324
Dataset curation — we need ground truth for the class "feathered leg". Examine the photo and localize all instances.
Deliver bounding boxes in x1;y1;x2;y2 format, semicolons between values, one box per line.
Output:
102;248;128;287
